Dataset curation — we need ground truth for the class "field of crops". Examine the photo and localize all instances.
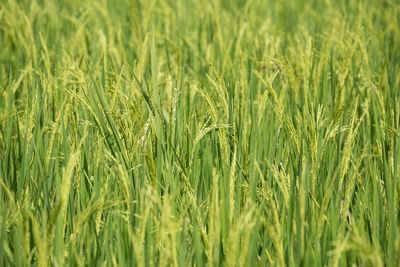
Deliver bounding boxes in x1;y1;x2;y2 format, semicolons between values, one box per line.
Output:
0;0;399;266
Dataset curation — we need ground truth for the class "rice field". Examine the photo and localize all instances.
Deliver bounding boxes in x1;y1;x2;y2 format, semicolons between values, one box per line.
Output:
0;0;399;266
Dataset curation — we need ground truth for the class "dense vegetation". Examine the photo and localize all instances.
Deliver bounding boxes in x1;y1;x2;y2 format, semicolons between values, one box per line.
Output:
0;0;399;266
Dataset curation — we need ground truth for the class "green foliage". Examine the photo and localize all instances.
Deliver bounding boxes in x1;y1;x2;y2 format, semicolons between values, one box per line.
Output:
0;0;399;266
